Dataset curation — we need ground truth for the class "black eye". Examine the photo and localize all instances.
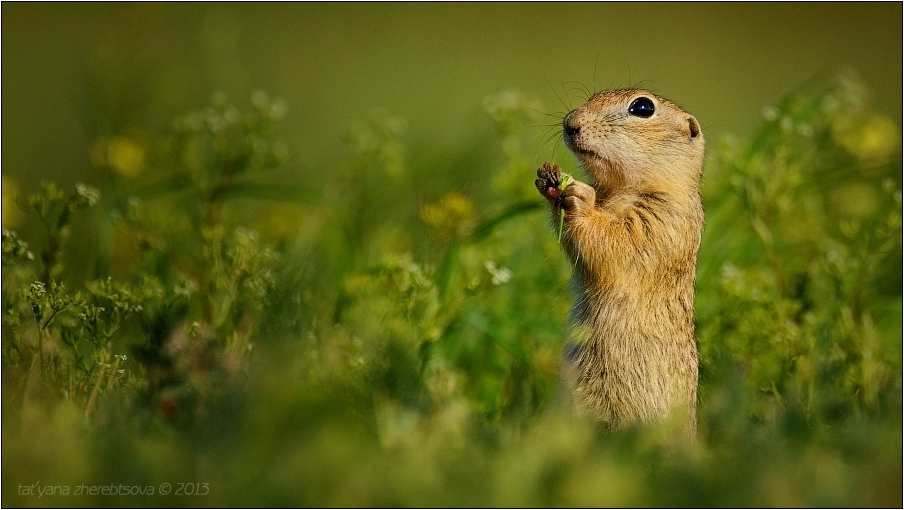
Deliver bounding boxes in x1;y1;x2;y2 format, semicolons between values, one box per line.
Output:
628;97;655;118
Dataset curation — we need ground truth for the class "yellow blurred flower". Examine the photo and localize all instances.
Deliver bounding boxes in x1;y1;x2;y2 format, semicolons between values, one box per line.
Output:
832;112;900;167
90;136;145;177
2;175;24;228
419;192;476;239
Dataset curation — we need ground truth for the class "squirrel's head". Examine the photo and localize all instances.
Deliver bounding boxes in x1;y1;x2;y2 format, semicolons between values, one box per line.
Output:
563;89;704;194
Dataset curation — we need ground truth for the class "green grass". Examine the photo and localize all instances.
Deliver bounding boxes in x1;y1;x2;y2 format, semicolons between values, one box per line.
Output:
2;72;901;507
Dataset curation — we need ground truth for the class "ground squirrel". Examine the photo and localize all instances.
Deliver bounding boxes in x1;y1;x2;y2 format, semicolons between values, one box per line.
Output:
536;89;704;436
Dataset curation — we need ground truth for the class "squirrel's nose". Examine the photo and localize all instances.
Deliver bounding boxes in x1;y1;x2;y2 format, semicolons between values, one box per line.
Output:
563;113;580;138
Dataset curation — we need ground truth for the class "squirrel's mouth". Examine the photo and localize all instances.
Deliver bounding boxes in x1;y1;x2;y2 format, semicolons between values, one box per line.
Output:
565;141;606;177
563;130;586;153
564;136;598;161
565;138;590;154
563;126;598;160
562;114;603;168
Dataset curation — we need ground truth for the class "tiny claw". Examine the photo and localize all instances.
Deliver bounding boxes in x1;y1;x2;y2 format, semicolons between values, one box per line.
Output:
536;162;563;200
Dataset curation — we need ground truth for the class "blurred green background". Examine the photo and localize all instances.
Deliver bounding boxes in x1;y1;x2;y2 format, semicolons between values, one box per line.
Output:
2;3;901;508
2;3;901;193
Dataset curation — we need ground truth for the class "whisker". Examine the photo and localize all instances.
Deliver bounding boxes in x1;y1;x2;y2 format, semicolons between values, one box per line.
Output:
529;107;568;120
562;80;592;101
546;76;572;112
565;81;595;102
537;126;561;141
593;50;603;94
551;137;562;160
533;125;560;144
530;117;567;127
542;129;563;149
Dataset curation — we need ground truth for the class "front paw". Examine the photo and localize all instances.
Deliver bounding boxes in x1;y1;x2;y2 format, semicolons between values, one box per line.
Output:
560;180;596;217
535;162;563;201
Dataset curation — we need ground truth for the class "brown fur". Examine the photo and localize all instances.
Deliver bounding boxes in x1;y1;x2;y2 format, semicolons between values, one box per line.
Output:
536;89;704;436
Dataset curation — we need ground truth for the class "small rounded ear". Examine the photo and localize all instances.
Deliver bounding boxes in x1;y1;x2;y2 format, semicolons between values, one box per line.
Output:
687;116;701;140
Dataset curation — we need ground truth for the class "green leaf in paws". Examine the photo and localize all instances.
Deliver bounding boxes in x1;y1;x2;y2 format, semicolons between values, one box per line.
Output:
557;172;574;243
